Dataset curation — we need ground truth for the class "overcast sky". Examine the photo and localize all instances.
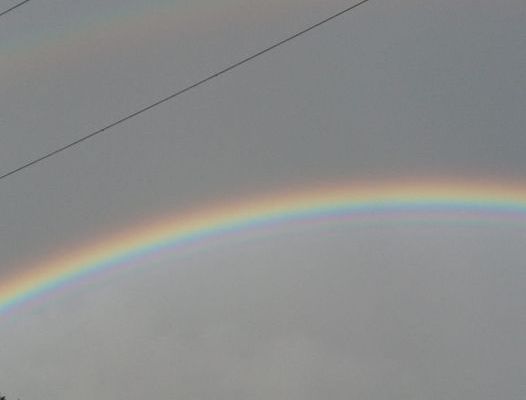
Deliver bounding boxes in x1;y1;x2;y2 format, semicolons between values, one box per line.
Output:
0;0;525;398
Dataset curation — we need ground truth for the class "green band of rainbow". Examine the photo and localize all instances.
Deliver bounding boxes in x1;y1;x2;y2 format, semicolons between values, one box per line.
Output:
2;181;526;316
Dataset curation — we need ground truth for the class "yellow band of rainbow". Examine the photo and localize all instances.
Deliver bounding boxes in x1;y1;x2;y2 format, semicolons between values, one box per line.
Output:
2;180;526;316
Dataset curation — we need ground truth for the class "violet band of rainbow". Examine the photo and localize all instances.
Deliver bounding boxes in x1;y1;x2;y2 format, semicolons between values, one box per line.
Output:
2;181;526;316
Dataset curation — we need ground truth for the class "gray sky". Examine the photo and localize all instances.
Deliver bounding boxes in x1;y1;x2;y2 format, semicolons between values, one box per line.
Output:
0;0;525;398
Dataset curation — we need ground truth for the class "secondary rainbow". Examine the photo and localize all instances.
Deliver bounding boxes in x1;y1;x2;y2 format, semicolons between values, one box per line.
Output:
1;0;321;83
2;180;526;317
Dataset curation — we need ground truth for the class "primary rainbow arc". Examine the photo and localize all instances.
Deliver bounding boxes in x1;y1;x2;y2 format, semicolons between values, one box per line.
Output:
2;180;526;316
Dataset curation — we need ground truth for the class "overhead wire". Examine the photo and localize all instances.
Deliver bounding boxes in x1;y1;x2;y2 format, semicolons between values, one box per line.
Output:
0;0;33;18
0;0;371;182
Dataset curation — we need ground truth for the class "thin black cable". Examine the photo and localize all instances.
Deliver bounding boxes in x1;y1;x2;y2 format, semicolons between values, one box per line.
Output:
0;0;371;182
0;0;32;18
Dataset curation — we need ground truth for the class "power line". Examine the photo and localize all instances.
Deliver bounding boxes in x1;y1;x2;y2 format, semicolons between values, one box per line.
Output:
0;0;32;18
0;0;371;182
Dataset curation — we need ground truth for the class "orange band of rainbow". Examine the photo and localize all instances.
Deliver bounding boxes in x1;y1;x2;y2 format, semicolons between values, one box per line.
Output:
2;180;526;316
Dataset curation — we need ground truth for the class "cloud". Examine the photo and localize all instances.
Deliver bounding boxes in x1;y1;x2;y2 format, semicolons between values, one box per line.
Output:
1;223;524;399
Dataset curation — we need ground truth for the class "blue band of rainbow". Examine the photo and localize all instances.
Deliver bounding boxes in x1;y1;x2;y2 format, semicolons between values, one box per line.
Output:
2;180;526;316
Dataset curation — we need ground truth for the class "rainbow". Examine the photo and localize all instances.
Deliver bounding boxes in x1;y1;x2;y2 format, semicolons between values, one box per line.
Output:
1;0;321;83
2;179;526;317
